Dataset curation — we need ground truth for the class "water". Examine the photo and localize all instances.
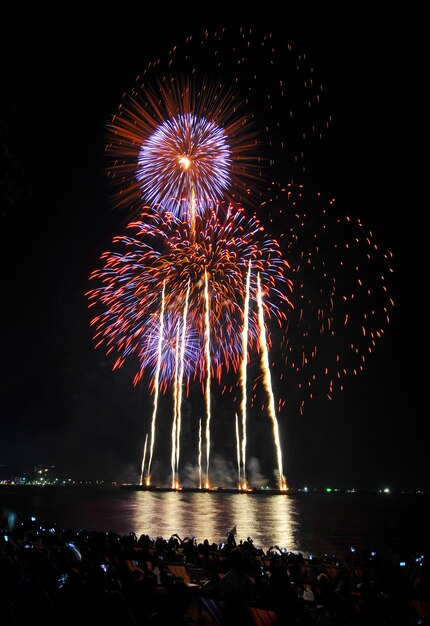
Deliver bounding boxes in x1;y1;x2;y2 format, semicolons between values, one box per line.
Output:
1;487;429;562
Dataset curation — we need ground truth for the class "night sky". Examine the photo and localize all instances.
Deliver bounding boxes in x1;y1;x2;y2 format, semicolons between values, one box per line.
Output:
1;15;427;490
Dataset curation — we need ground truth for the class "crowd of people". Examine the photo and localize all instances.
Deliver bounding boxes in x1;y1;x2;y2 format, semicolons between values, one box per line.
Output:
1;515;429;625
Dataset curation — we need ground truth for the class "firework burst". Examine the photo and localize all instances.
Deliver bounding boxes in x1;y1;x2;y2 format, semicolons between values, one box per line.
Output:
87;27;394;486
106;77;258;216
137;112;231;213
253;184;395;416
87;203;292;392
118;27;332;189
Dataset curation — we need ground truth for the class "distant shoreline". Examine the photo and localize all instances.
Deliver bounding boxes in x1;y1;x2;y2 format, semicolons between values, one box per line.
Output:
1;483;428;496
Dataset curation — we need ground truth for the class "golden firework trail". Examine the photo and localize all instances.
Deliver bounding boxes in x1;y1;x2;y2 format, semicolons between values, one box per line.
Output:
257;272;286;490
175;280;190;481
190;186;197;237
171;325;180;488
145;281;166;485
204;269;212;488
139;433;148;486
240;259;252;487
198;417;202;489
235;412;241;487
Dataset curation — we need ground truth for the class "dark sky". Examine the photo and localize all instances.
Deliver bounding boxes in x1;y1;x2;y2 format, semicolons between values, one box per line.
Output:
1;15;427;490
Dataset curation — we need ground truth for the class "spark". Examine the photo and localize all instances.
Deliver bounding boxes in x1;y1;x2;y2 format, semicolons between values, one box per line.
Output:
257;272;286;490
175;280;190;480
235;412;241;487
139;433;148;486
204;268;212;488
145;281;166;484
198;417;202;489
240;259;252;485
171;325;180;488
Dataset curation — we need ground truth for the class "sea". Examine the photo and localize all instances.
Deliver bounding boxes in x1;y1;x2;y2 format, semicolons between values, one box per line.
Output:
1;487;429;564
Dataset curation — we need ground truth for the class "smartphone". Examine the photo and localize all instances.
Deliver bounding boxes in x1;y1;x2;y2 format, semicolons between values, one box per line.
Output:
399;562;406;567
101;563;109;573
57;574;68;589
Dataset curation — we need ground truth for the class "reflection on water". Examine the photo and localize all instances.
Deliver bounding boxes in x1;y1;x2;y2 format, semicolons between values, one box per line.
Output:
1;488;428;559
127;492;298;550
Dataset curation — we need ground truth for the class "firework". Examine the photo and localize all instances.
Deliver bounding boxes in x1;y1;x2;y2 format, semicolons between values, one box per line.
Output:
107;77;257;216
257;272;286;490
87;27;394;487
138;112;231;213
87;204;291;391
173;280;190;484
253;185;395;416
144;281;166;485
106;26;332;218
203;268;212;487
239;259;252;487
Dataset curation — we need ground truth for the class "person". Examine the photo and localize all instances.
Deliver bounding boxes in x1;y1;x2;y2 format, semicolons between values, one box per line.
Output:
267;560;299;625
146;579;193;626
182;536;197;565
219;548;254;625
81;565;138;626
315;572;336;622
